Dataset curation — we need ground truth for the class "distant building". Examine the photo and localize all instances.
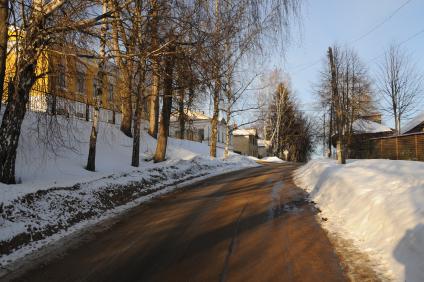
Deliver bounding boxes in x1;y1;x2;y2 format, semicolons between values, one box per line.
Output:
169;110;232;148
360;113;382;124
4;42;124;124
352;118;393;137
401;112;424;135
344;118;394;159
232;128;258;157
258;139;272;158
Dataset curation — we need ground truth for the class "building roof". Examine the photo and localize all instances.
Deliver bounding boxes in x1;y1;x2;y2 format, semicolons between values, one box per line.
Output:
170;110;210;122
352;119;392;134
232;128;257;136
401;112;424;134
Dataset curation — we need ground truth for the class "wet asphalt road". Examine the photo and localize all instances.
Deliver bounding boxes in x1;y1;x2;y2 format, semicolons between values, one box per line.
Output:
8;163;347;282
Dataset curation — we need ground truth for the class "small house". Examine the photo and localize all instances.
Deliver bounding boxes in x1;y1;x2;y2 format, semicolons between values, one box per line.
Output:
232;128;258;157
258;139;272;158
169;110;232;148
401;112;424;135
347;118;393;158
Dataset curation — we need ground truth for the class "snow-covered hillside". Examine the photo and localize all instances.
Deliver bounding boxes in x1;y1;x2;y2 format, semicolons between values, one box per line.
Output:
294;159;424;282
0;112;258;267
4;112;231;199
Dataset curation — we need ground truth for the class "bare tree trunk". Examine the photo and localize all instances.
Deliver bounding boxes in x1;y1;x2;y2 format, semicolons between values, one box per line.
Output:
148;61;160;138
86;104;99;171
177;88;185;139
0;64;36;183
132;71;145;167
111;4;132;137
86;0;107;171
224;107;231;158
131;0;145;167
148;0;159;138
120;83;133;137
154;46;175;163
327;102;333;157
0;0;8;111
210;78;220;158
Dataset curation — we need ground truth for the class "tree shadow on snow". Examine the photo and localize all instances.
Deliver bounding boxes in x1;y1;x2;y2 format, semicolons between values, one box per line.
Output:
393;223;424;282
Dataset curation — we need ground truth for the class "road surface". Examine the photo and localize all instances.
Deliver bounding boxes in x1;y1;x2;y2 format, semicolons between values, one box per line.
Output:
8;163;347;282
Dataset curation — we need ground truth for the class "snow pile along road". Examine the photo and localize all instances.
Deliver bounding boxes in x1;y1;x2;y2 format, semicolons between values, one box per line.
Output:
294;159;424;282
260;156;285;163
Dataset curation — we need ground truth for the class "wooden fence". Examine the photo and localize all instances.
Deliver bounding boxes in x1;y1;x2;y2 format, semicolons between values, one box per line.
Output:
351;132;424;161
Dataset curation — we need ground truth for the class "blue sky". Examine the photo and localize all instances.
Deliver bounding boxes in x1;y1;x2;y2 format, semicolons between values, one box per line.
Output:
267;0;424;126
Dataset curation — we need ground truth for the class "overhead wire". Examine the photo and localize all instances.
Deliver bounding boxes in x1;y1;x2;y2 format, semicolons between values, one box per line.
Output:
290;0;414;74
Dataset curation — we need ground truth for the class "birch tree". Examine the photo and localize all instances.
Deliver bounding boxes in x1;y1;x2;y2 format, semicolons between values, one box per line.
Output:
0;0;111;184
86;0;108;172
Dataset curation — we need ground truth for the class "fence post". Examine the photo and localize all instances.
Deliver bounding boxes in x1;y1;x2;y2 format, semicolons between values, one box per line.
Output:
396;136;399;160
415;134;419;160
380;139;383;158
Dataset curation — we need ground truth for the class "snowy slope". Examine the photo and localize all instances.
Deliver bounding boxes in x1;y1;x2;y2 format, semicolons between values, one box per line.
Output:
1;112;231;202
0;112;258;267
294;159;424;282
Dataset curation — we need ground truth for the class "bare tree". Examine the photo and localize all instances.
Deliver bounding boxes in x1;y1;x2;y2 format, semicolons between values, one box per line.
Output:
86;0;108;172
206;0;302;159
323;46;373;164
109;0;137;137
153;43;176;162
147;0;160;139
0;0;8;111
376;44;422;134
264;80;313;162
0;0;112;183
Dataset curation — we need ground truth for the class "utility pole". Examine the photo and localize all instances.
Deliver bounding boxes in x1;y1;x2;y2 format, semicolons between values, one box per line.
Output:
323;113;326;157
328;46;345;164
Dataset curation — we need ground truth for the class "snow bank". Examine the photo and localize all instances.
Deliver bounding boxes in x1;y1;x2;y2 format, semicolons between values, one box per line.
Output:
294;159;424;282
0;112;258;267
260;156;285;163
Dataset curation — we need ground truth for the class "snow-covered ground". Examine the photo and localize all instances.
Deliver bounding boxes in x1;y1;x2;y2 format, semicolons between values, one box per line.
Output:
294;159;424;282
0;112;258;268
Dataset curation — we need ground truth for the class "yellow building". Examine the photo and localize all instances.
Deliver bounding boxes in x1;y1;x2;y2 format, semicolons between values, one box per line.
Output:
4;44;123;124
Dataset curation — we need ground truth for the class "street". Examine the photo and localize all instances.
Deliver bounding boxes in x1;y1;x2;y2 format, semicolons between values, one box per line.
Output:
8;163;347;282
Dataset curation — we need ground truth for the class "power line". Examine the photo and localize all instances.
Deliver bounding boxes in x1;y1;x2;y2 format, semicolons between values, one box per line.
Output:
348;0;412;45
290;0;413;74
367;27;424;63
291;59;321;74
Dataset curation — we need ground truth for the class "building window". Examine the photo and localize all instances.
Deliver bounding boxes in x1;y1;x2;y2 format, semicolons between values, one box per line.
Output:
57;64;66;89
108;83;114;101
76;71;85;95
198;129;205;141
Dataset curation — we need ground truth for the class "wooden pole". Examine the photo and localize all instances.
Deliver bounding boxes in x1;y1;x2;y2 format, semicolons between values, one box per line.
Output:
396;136;399;160
380;139;383;158
415;134;418;160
